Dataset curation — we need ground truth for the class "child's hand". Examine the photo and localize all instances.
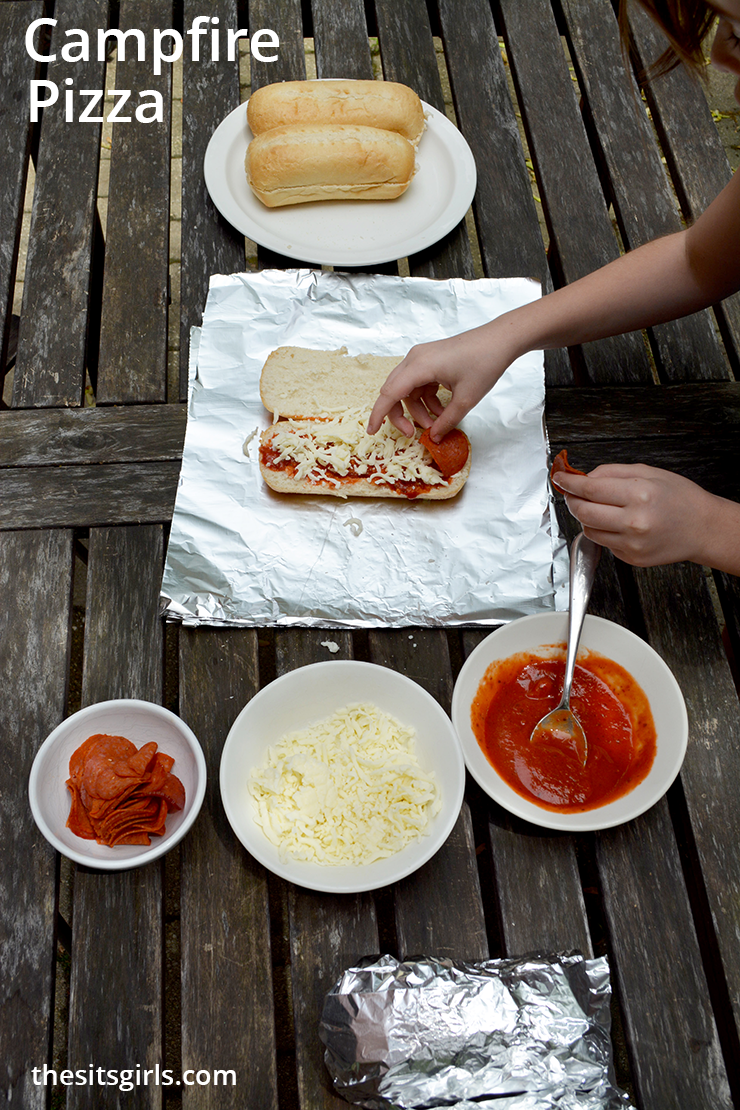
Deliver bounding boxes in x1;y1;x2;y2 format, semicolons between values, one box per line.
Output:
367;323;516;440
552;463;724;568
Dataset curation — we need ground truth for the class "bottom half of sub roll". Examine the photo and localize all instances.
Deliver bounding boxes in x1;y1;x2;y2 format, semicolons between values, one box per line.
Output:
245;123;416;207
259;418;471;501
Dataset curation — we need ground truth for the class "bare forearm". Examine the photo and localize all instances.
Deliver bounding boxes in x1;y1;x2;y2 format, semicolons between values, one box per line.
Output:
498;169;740;361
693;494;740;576
369;171;740;440
496;230;716;361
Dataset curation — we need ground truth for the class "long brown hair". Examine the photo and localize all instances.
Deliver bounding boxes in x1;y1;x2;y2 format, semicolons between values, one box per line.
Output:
619;0;718;76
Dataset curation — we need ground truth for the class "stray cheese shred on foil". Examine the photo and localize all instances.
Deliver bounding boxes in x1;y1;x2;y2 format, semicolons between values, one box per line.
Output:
249;702;442;865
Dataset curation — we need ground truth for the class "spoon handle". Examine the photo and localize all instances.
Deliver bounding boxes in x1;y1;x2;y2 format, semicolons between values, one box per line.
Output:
561;533;602;704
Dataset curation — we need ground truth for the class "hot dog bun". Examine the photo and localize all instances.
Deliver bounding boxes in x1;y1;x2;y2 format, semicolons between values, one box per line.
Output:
258;347;471;501
260;346;401;416
247;80;426;147
245;123;416;208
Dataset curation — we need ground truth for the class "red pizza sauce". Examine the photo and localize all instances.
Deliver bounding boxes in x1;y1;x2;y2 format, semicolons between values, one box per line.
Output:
470;646;657;812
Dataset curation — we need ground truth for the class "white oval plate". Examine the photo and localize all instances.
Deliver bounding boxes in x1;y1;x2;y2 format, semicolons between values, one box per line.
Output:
452;612;688;832
220;661;465;893
203;99;477;266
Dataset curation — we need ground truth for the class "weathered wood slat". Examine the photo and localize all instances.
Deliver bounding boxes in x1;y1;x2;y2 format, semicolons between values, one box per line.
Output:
8;429;732;535
66;526;166;1110
546;382;740;436
366;629;489;960
374;0;444;111
596;801;732;1110
569;536;734;1107
0;403;186;467
0;461;181;531
716;571;740;732
437;0;548;284
249;0;306;90
395;803;489;960
273;630;380;1110
5;383;738;468
66;5;174;1069
311;0;374;79
96;1;173;404
13;0;108;408
179;0;245;401
436;0;570;382
495;0;652;384
488;824;592;957
626;4;740;366
635;561;740;1057
407;229;476;282
0;529;73;1107
2;386;737;530
288;887;379;1109
179;629;280;1109
0;3;41;373
374;0;475;280
559;0;731;383
65;25;173;1062
546;438;739;502
79;525;165;702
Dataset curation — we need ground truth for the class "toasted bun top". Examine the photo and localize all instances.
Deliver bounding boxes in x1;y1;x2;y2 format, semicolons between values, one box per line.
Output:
247;80;426;146
259;346;403;418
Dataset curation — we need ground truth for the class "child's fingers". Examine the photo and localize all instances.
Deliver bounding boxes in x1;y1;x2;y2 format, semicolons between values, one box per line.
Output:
368;397;414;437
561;494;630;534
403;385;446;430
553;471;643;508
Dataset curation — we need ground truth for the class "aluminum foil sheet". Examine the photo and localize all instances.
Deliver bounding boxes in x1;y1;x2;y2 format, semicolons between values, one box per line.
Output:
161;269;568;627
320;954;634;1110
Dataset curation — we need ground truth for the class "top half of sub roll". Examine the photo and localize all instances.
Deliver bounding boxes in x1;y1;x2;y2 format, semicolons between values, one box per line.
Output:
247;79;426;147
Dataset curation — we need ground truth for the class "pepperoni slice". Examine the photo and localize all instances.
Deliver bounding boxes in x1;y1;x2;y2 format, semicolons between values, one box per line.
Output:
419;428;470;478
66;733;186;847
66;782;97;840
550;449;585;490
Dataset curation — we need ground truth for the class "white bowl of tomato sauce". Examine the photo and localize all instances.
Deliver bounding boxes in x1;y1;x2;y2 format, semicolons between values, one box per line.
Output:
452;612;688;831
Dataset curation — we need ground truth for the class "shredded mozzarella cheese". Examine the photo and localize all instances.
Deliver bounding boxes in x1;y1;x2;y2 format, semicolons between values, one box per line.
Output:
249;702;441;865
266;408;446;489
242;427;259;457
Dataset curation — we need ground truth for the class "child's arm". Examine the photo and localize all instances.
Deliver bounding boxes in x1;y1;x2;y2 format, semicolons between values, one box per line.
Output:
553;464;740;575
368;170;740;440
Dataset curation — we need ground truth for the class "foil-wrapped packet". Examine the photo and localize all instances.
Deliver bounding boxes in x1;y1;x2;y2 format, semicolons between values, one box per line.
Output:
319;953;635;1110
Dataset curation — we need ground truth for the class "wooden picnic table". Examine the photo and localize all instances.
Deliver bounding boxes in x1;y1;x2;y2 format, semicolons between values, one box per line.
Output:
2;0;740;1106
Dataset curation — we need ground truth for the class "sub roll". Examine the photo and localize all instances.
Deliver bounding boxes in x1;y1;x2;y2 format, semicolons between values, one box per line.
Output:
245;123;416;207
247;79;426;147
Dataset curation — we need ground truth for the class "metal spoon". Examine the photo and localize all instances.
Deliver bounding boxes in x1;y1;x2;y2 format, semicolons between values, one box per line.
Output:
530;532;602;766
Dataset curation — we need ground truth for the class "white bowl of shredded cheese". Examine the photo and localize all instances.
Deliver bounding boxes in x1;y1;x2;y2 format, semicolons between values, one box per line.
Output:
219;661;465;892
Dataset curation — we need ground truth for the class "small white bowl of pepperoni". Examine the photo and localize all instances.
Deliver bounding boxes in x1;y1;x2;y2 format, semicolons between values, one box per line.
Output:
452;611;688;832
29;699;206;869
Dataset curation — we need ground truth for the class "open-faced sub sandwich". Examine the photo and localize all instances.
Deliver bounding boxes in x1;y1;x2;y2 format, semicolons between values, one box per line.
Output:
258;347;471;500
